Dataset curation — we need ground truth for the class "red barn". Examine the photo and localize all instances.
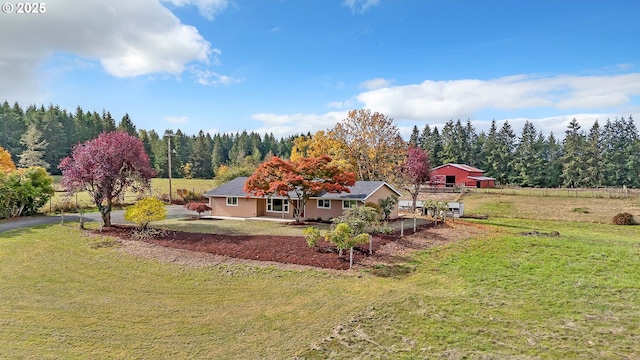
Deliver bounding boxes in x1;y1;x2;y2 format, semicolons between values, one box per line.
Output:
430;163;496;188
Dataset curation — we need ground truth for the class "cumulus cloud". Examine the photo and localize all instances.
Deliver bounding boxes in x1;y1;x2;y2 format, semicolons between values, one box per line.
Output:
250;111;348;137
190;67;243;86
356;73;640;121
343;0;380;14
161;0;228;20
0;0;230;102
360;77;392;90
165;116;189;124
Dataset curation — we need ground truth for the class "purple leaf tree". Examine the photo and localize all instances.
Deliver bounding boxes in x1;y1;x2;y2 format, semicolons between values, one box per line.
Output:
59;131;156;227
400;146;431;212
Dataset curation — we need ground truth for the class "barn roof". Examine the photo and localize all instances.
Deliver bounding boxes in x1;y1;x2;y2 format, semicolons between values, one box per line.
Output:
431;163;486;173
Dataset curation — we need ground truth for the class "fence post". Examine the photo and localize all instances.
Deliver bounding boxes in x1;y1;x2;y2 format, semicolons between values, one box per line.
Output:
369;234;373;255
401;220;404;237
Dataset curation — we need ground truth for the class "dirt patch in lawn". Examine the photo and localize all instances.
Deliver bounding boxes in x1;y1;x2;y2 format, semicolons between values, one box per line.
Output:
94;220;488;271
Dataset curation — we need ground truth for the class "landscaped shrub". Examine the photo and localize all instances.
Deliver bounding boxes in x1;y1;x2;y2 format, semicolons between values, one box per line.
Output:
612;212;635;225
50;201;78;214
183;190;207;202
124;197;167;229
183;202;211;218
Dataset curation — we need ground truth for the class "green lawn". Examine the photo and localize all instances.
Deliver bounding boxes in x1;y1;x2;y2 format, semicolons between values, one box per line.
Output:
3;194;640;358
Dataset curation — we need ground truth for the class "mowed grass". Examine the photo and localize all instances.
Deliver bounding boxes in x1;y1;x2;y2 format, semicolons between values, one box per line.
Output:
301;218;640;358
0;225;398;359
5;192;640;358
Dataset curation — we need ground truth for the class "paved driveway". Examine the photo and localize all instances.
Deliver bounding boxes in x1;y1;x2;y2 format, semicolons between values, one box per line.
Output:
0;206;193;234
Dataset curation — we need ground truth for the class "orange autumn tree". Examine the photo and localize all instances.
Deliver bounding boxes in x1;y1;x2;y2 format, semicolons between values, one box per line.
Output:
0;146;16;173
243;155;356;223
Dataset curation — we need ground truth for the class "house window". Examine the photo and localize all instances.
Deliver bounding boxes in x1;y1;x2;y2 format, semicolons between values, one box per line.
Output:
267;198;289;213
317;199;331;209
226;197;238;206
342;200;358;209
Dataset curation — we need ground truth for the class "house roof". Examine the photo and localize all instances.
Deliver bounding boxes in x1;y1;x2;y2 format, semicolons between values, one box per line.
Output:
468;176;496;181
431;163;485;173
204;177;402;201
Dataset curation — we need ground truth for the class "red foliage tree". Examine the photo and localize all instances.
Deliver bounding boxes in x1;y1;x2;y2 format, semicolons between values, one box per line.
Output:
183;202;212;219
59;131;155;227
243;155;356;222
399;146;431;211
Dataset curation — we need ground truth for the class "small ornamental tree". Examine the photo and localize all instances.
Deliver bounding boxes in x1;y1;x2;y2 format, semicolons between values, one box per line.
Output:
399;146;431;212
304;223;369;269
59;131;156;227
244;155;356;223
124;197;167;230
378;195;398;221
184;202;212;219
0;146;16;173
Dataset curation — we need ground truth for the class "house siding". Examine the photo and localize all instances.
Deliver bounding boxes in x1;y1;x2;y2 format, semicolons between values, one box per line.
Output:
364;185;399;219
304;199;348;221
210;197;259;217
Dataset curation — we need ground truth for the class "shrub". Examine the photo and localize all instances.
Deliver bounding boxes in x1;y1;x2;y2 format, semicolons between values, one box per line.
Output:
183;202;212;218
124;197;167;229
183;190;207;201
50;201;77;214
612;212;635;225
364;201;381;214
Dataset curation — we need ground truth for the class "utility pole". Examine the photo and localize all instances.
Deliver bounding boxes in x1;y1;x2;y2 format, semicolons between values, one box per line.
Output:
165;132;176;204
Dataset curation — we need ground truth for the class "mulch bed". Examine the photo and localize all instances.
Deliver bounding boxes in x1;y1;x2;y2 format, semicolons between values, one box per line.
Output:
95;221;437;270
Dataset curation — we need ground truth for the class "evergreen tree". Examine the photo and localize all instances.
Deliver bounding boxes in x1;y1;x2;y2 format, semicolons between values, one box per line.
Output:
493;121;516;184
190;130;213;178
418;124;431;150
0;101;26;161
118;113;137;136
482;120;499;180
513;121;546;187
138;130;156;173
18;124;49;169
102;110;116;133
408;125;419;147
583;120;605;187
561;118;586;187
545;132;563;187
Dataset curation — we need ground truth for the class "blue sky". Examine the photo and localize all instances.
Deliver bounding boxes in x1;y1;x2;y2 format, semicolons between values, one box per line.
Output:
1;0;639;139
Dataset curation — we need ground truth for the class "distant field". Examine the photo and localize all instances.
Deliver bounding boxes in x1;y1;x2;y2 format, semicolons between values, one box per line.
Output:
460;191;640;224
46;178;217;213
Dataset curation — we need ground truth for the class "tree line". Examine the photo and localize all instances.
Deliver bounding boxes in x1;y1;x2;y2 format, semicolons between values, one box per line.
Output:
0;101;299;178
410;116;640;188
2;100;639;188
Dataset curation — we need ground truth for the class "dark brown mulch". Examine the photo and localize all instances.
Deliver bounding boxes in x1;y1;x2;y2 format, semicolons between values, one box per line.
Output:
94;226;411;270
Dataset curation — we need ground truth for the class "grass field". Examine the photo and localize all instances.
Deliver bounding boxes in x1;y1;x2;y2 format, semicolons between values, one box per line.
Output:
460;192;640;224
4;192;640;358
46;178;217;212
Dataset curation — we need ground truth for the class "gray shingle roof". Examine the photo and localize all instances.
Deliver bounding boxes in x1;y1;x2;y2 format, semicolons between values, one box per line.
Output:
204;177;401;200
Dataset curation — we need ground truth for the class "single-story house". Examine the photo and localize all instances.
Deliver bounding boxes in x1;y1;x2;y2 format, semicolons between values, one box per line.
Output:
430;163;496;188
204;177;402;220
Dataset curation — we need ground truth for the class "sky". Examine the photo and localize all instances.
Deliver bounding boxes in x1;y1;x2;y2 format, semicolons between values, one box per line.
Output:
1;0;639;139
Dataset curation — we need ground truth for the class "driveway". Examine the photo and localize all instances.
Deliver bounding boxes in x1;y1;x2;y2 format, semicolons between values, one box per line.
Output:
0;205;194;234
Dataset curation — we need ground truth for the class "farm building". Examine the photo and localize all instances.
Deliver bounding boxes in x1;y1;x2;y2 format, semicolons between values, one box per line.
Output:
204;177;402;221
430;163;496;188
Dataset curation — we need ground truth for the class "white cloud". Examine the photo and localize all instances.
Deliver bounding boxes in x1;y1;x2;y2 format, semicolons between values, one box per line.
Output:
360;77;392;90
0;0;227;102
161;0;228;20
343;0;380;14
355;73;640;121
250;111;348;137
191;67;243;85
165;116;189;124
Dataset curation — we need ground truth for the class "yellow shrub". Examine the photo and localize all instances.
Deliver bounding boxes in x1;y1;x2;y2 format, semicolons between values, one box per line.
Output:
124;197;167;229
